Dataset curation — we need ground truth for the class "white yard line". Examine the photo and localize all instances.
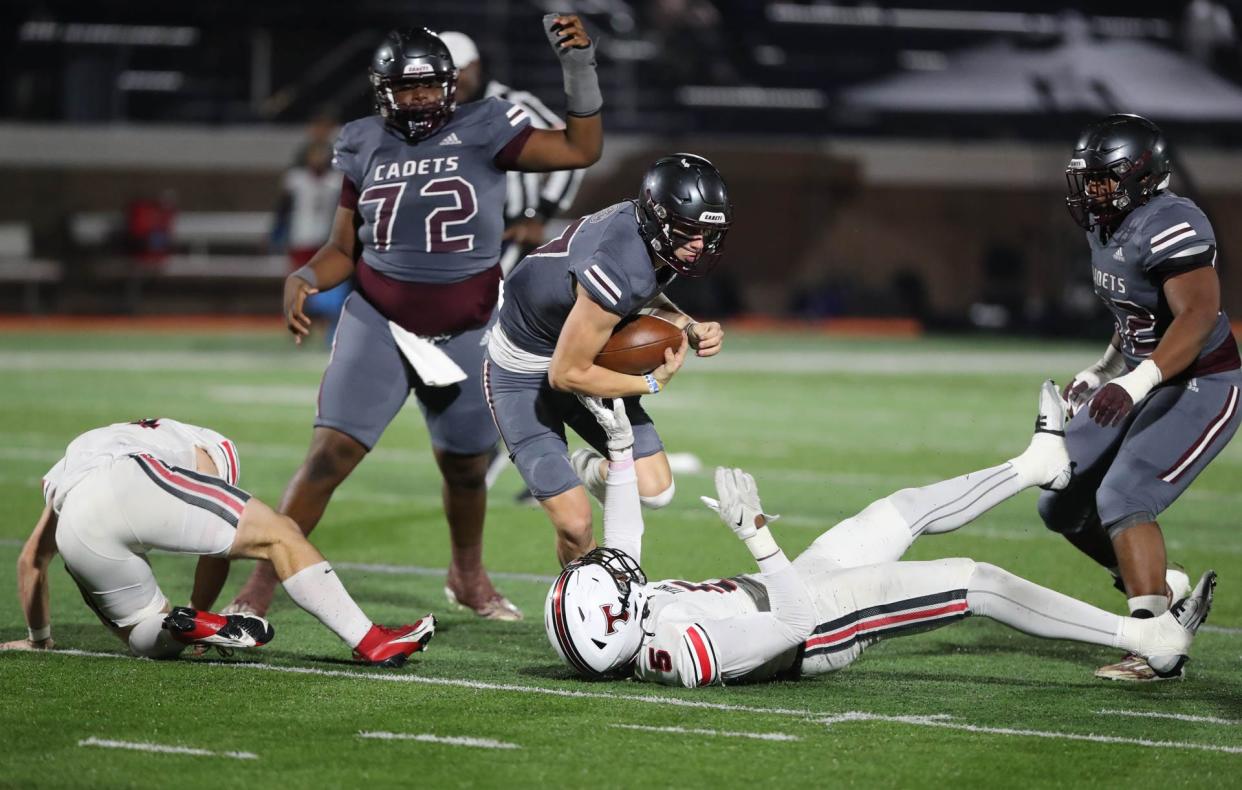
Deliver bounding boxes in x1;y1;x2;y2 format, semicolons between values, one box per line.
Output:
1098;709;1239;726
816;712;1242;755
29;650;1242;756
611;724;799;742
358;731;520;749
78;736;257;760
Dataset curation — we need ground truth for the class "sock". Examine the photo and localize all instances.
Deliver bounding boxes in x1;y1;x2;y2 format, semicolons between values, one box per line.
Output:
1127;594;1169;619
602;450;644;562
1008;435;1062;488
128;614;186;659
282;561;373;647
888;463;1026;537
967;562;1125;649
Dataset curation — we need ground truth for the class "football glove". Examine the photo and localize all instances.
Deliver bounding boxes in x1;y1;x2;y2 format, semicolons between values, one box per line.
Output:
1065;343;1127;417
700;467;780;541
577;395;633;455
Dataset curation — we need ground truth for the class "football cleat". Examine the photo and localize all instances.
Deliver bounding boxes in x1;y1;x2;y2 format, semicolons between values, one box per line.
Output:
1019;380;1073;491
1105;570;1216;682
353;616;437;668
444;587;524;622
570;448;608;504
162;606;274;650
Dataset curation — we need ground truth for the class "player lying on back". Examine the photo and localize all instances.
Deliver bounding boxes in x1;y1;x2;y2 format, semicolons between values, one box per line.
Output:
544;384;1215;686
1;419;433;667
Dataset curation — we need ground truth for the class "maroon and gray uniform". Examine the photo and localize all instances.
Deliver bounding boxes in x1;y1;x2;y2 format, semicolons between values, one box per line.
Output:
1040;191;1241;536
318;98;533;451
484;201;675;499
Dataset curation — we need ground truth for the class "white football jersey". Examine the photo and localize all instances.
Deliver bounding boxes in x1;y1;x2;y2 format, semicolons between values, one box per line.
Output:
283;167;340;249
43;418;239;512
633;576;800;687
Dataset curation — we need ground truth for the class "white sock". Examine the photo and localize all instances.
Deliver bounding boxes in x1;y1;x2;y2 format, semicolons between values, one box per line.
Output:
967;562;1125;649
602;450;644;562
128;614;186;659
1127;594;1169;618
888;463;1026;537
282;561;373;647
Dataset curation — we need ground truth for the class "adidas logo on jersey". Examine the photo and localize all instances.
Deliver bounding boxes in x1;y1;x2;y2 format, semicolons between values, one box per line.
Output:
439;133;462;146
1113;247;1125;262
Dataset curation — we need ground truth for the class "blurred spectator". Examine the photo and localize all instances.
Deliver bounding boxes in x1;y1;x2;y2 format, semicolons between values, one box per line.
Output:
125;189;177;268
272;140;349;343
439;31;585;274
644;0;739;85
1183;0;1237;69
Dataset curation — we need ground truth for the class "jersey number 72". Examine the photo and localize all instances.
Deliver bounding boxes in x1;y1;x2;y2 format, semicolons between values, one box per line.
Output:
359;177;479;253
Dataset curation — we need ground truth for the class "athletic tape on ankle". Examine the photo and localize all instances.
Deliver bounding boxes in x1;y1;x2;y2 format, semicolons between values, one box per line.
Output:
28;624;51;642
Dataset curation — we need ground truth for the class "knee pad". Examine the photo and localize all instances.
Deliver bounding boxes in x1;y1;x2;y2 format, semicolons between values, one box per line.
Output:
640;480;675;510
1096;484;1155;539
515;437;578;500
1037;487;1098;536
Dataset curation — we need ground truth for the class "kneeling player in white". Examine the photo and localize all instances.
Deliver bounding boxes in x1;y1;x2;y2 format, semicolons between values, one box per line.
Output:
545;385;1215;686
1;418;434;667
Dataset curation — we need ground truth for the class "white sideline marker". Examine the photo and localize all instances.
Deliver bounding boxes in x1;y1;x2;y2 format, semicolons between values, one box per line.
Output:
35;650;1242;756
359;731;520;750
78;736;257;760
1098;709;1239;726
611;724;799;742
816;712;1242;755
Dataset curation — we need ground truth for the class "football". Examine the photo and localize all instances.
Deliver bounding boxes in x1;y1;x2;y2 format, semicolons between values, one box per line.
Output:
594;314;684;374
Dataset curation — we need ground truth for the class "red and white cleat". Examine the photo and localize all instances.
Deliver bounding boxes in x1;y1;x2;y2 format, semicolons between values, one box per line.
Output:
162;606;274;650
353;616;437;668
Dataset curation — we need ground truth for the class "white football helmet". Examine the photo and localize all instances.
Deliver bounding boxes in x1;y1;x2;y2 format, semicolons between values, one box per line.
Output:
544;548;649;678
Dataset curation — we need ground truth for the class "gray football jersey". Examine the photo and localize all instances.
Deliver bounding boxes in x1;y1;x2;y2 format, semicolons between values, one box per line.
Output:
332;98;532;284
498;201;676;356
1086;191;1232;369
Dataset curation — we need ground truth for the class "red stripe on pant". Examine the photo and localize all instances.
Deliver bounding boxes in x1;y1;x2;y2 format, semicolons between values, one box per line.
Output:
805;601;969;651
137;455;246;517
685;626;714;686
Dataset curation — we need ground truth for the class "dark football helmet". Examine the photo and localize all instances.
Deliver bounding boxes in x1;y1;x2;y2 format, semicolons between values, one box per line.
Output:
1065;114;1171;237
636;153;733;277
370;28;457;142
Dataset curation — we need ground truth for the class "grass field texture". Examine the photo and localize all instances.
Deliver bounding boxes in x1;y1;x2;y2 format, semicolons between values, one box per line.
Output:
1;329;1239;788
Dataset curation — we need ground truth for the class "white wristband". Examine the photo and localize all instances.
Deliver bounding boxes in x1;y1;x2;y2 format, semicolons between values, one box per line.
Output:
1112;359;1163;403
743;527;781;563
28;624;51;642
1092;343;1127;380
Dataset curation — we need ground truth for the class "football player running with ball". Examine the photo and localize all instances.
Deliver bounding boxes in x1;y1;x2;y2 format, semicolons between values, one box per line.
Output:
1042;114;1240;681
485;154;730;565
545;385;1214;687
228;17;604;622
2;419;433;667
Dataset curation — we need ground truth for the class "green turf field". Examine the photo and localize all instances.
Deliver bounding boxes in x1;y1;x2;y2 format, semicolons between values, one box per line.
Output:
1;329;1239;788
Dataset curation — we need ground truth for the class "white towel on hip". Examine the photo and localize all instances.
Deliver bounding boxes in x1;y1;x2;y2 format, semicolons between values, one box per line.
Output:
388;321;467;387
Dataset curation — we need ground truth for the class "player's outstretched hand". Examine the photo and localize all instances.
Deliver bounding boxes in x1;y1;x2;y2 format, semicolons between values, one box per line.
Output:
1063;370;1104;418
700;467;780;541
0;636;54;651
687;321;724;358
543;14;593;54
651;334;689;389
577;395;634;455
283;275;318;345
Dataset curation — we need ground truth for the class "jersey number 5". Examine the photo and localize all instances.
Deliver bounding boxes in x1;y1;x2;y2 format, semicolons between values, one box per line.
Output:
647;647;673;672
359;177;478;254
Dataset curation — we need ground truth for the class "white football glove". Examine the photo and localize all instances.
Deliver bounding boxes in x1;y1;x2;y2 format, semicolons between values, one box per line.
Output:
699;467;779;541
577;395;633;455
1064;343;1127;418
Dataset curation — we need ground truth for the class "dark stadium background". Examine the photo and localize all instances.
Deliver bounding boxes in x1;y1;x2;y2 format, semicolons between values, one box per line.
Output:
0;0;1239;338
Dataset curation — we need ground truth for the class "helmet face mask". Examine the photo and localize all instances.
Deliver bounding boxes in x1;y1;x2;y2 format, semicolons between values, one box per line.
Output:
1065;114;1171;236
637;154;732;277
544;548;649;679
370;28;458;142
